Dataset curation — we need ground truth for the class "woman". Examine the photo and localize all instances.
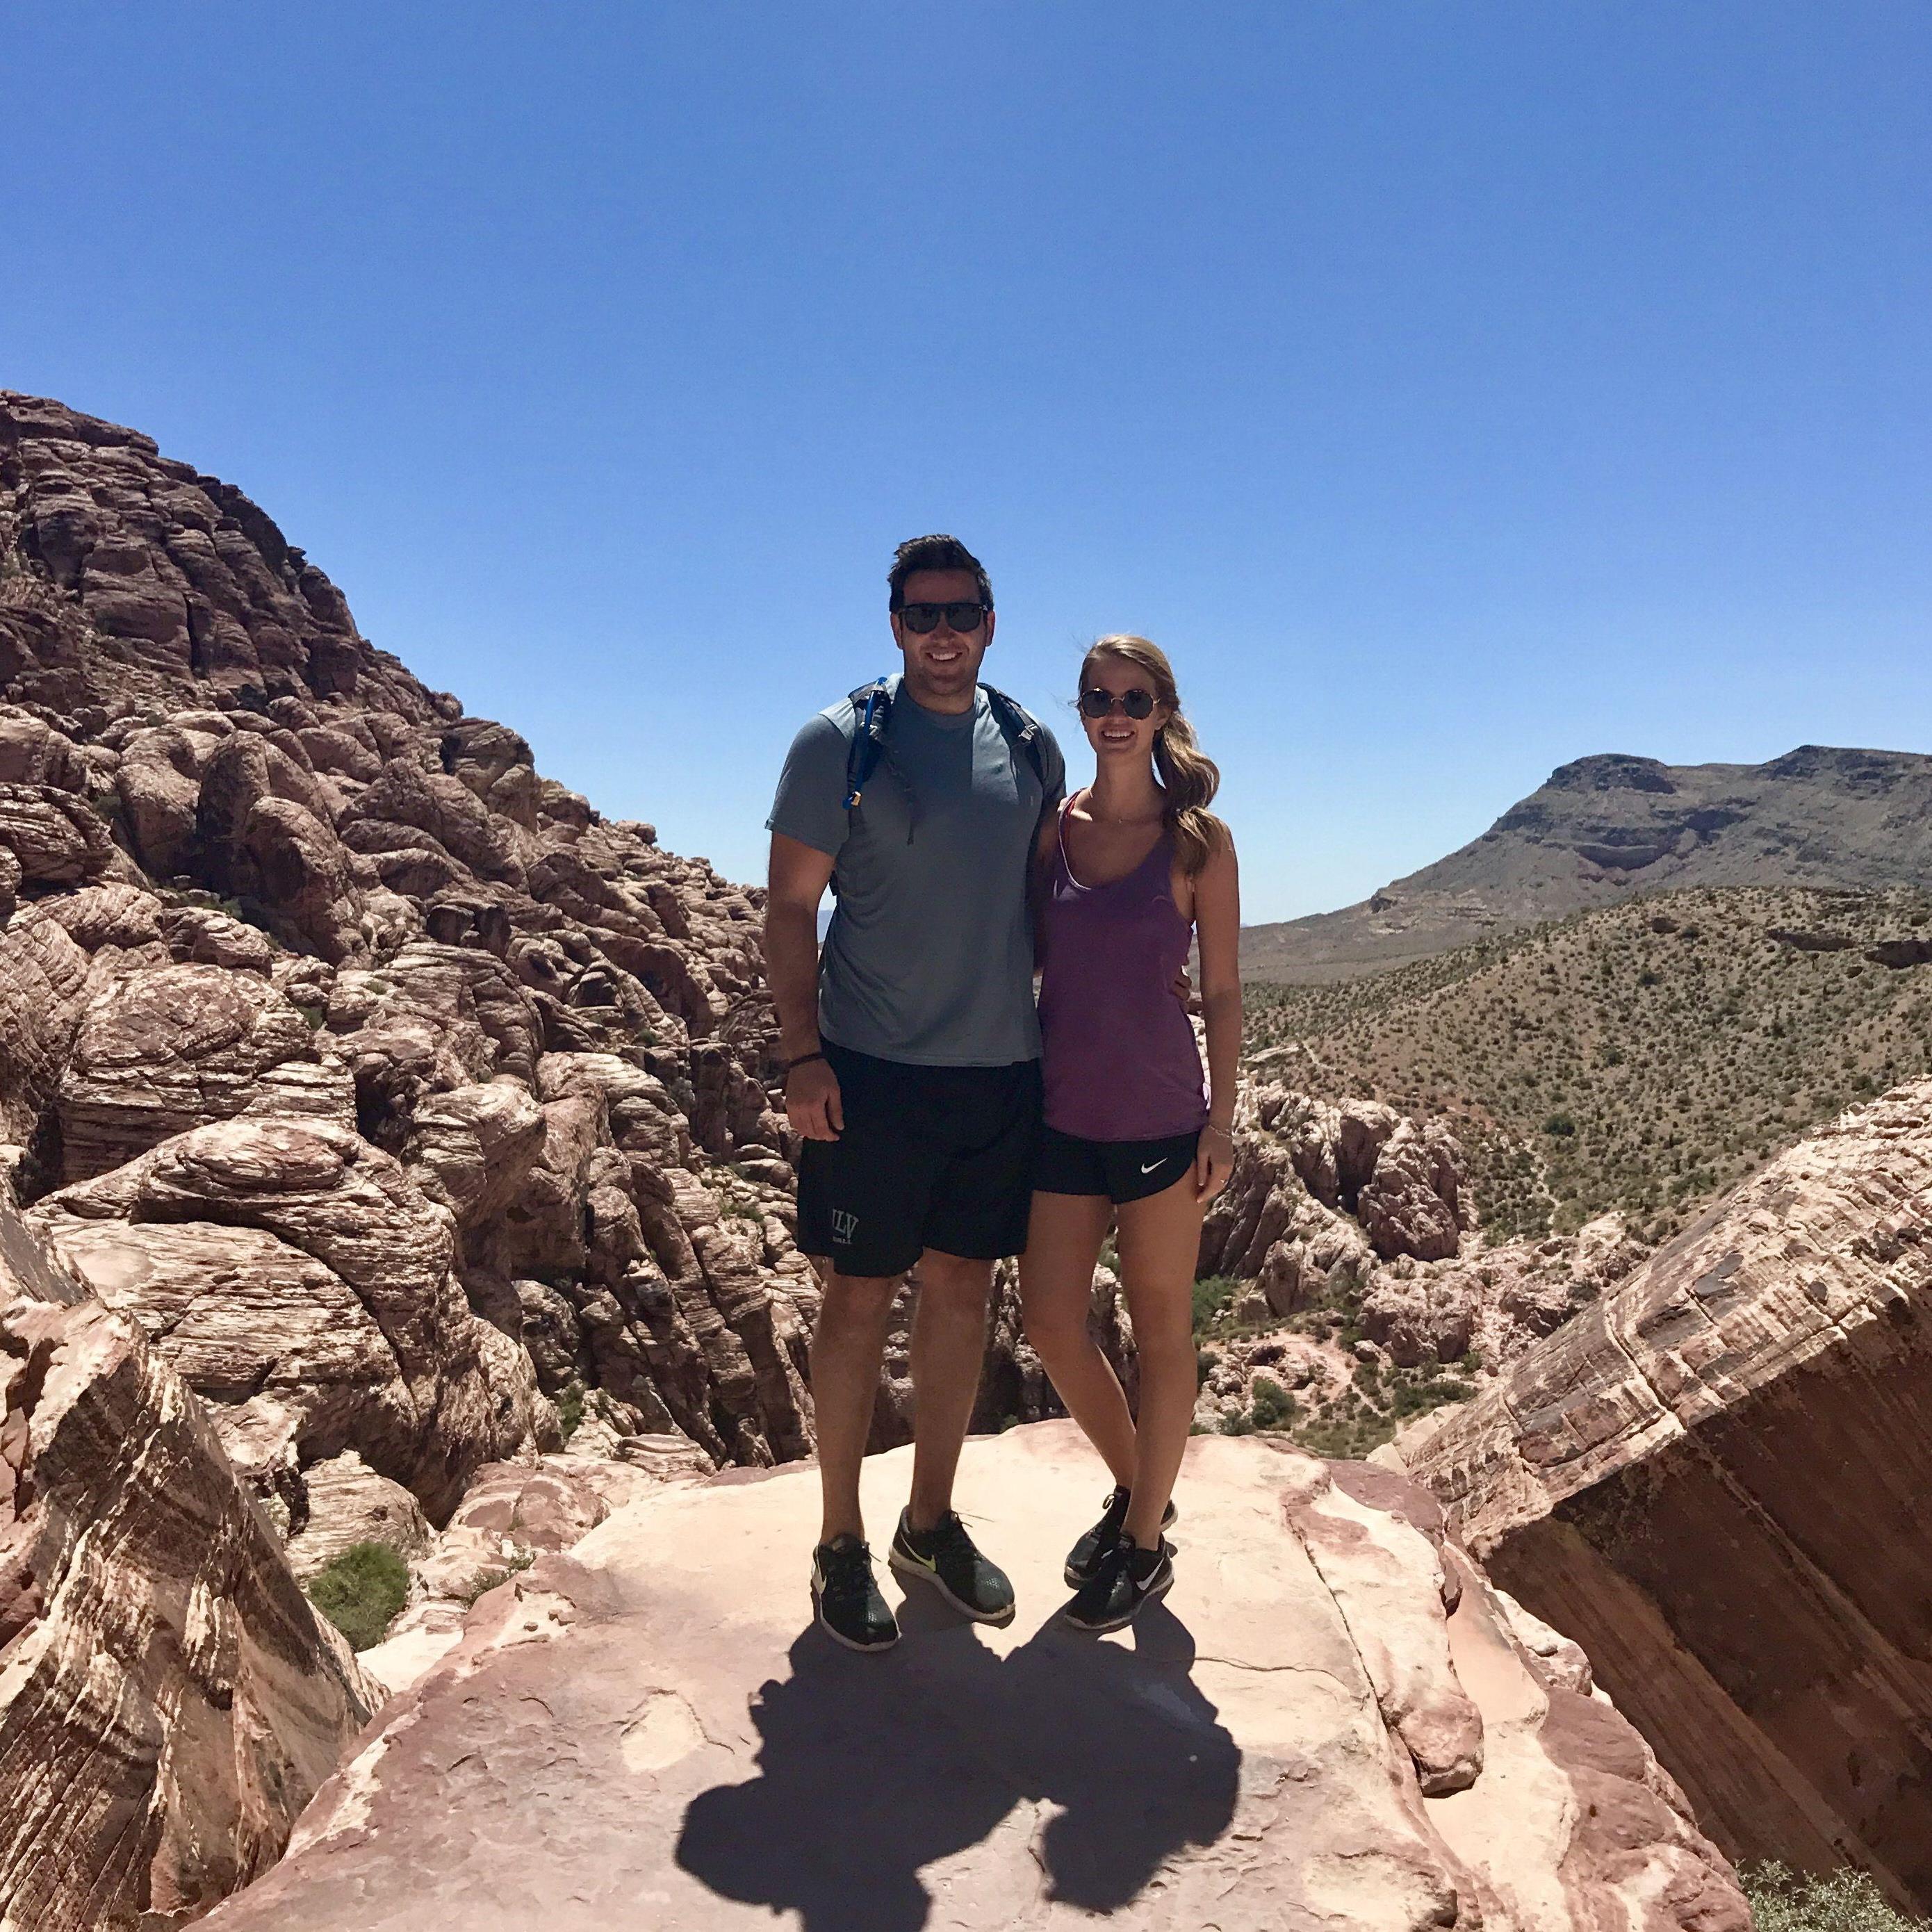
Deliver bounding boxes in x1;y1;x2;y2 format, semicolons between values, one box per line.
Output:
1022;635;1241;1633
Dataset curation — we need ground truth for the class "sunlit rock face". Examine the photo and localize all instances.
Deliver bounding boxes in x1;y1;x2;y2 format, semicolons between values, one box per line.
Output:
197;1421;1744;1932
1398;1078;1932;1908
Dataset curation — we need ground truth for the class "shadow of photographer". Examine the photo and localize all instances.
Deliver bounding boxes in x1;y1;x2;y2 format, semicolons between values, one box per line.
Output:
675;1594;1240;1931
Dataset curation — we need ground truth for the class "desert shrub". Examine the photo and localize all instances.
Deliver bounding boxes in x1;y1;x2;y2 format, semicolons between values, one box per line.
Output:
1191;1275;1238;1334
1743;1861;1926;1932
555;1380;586;1441
305;1541;409;1652
1250;1375;1294;1430
455;1552;535;1607
1217;1408;1256;1436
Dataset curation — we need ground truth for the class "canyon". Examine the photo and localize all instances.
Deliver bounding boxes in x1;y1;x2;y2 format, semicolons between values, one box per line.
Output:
0;388;1913;1925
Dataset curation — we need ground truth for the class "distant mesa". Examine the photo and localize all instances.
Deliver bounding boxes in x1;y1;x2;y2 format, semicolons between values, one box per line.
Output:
1243;743;1932;983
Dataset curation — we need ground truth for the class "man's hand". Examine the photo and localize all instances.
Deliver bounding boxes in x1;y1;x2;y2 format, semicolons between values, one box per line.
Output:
786;1056;845;1141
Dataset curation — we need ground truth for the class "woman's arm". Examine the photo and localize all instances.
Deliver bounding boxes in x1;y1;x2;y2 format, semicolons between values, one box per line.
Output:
1190;828;1243;1200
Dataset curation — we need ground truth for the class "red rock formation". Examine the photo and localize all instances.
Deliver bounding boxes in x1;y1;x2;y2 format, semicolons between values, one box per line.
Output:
1396;1078;1932;1909
0;1197;379;1931
195;1424;1746;1932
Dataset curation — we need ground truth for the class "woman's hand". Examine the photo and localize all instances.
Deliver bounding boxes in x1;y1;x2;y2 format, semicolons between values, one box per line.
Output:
1194;1122;1235;1202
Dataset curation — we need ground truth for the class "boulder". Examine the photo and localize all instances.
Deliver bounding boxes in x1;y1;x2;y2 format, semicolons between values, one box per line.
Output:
0;1200;380;1932
54;962;338;1181
1397;1079;1932;1907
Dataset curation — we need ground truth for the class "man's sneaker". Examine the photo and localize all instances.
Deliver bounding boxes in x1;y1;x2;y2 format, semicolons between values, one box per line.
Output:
888;1508;1017;1626
811;1535;900;1653
1061;1534;1175;1635
1064;1486;1179;1588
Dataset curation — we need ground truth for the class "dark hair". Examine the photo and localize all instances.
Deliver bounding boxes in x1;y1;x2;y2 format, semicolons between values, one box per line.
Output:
888;534;992;612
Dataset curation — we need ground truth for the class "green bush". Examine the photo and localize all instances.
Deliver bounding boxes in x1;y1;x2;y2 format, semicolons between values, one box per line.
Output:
1216;1408;1256;1436
556;1380;585;1441
305;1541;409;1651
454;1552;534;1607
1250;1375;1295;1430
1191;1275;1238;1335
1743;1861;1926;1931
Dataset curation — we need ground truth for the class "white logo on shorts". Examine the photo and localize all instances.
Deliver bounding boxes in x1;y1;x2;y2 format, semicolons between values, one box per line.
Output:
1139;1160;1165;1175
832;1209;859;1243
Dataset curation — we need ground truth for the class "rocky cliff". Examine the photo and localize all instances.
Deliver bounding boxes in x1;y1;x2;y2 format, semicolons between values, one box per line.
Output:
0;1195;381;1931
196;1423;1748;1931
1395;1077;1932;1910
1243;745;1932;982
0;390;849;1518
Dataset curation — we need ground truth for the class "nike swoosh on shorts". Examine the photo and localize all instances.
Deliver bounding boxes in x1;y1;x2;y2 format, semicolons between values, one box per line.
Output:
1139;1160;1165;1174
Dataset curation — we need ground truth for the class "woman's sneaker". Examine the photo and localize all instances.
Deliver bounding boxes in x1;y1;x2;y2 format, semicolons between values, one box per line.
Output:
811;1535;900;1653
888;1508;1017;1625
1061;1534;1175;1635
1064;1487;1179;1588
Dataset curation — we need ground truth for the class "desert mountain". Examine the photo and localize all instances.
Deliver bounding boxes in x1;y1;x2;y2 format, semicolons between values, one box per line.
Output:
1243;745;1932;983
1247;882;1932;1241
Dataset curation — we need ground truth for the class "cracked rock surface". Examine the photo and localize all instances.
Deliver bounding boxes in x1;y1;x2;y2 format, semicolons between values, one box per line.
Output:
201;1423;1743;1932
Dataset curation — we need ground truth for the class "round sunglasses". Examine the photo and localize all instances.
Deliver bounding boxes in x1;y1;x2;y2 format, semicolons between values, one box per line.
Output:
1079;687;1156;720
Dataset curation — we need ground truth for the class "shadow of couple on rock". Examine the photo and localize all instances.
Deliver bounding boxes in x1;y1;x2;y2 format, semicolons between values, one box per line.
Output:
675;1591;1241;1931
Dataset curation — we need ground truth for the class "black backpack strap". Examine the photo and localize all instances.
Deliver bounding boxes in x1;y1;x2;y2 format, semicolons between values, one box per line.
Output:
981;682;1048;792
842;676;893;809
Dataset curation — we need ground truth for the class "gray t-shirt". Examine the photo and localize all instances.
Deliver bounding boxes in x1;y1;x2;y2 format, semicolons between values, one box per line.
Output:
767;678;1065;1066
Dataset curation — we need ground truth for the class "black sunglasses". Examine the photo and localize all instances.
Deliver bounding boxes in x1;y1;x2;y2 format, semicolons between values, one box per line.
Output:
1079;687;1156;719
897;600;988;634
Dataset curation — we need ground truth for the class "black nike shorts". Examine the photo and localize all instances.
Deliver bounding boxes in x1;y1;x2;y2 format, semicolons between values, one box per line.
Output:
796;1040;1043;1279
1032;1123;1202;1206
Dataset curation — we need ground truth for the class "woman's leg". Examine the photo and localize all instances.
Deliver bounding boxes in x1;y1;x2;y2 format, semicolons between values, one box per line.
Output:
1017;1190;1137;1487
1114;1170;1206;1548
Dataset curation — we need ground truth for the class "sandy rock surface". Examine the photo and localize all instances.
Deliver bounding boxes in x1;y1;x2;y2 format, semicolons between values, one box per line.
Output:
202;1423;1742;1932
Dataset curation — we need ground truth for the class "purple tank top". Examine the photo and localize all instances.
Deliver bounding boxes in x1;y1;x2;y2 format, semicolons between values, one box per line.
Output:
1037;798;1208;1142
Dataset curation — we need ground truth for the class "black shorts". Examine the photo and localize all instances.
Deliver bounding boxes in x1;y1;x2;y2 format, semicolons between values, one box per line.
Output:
1033;1124;1202;1206
796;1040;1043;1279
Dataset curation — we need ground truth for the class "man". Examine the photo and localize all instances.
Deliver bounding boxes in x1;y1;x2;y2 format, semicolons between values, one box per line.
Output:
764;534;1065;1653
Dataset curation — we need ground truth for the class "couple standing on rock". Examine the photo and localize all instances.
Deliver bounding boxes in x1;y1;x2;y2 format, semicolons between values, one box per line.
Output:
765;534;1242;1651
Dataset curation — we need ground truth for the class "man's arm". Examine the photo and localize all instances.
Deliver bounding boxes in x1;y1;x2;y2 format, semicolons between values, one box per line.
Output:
766;831;843;1140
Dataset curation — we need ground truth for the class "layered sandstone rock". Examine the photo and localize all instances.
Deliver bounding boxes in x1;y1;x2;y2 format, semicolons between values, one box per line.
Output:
198;1423;1745;1931
0;1197;381;1932
0;392;821;1510
1396;1078;1932;1908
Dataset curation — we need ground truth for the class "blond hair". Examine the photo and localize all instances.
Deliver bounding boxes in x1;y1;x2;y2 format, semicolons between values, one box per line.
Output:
1079;635;1227;876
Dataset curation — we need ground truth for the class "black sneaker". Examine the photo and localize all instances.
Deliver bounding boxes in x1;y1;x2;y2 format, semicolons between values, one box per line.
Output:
1061;1534;1174;1635
811;1535;900;1653
887;1508;1017;1626
1064;1487;1179;1588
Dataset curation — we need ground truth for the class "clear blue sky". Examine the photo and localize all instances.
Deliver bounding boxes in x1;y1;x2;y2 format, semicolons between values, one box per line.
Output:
8;3;1929;922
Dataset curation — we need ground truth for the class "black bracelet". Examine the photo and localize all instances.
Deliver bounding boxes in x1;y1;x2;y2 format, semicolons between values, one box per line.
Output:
783;1050;827;1074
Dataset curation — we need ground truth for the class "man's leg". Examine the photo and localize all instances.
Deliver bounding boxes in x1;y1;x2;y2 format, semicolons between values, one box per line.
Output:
811;1266;903;1546
906;1249;995;1532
